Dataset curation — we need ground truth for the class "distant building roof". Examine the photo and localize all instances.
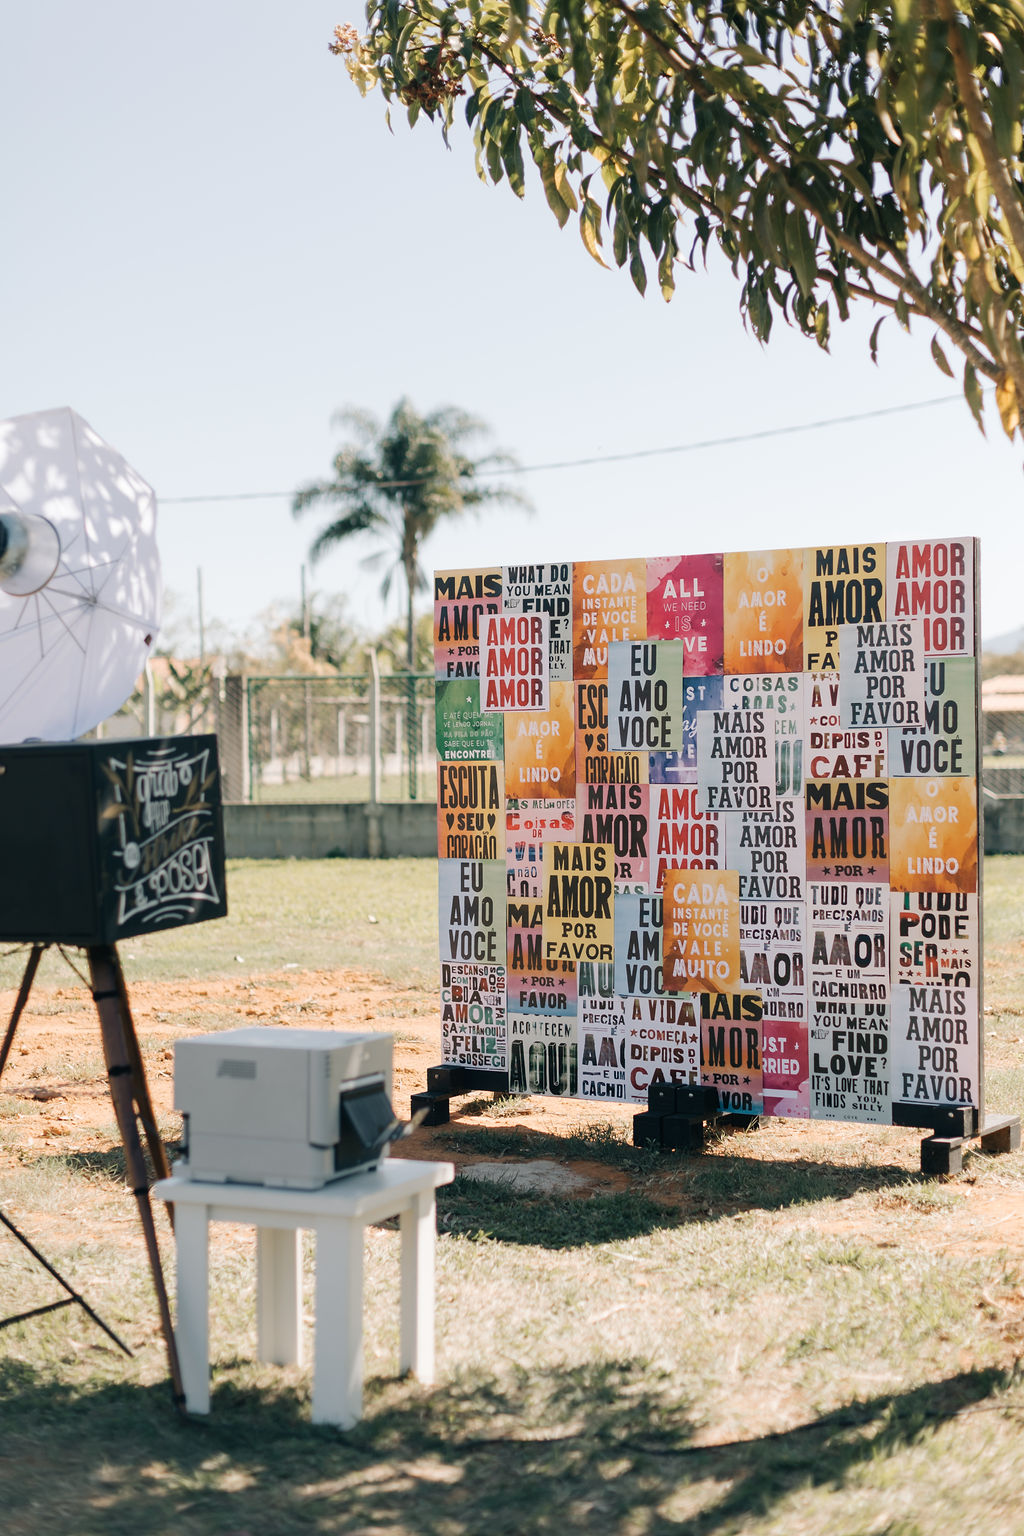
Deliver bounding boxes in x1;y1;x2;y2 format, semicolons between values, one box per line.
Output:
982;675;1024;712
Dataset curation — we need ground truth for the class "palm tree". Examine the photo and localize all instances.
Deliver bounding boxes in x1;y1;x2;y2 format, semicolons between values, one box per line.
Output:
292;398;529;670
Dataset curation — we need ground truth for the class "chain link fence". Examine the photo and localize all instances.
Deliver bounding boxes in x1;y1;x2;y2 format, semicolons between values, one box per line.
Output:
244;673;435;803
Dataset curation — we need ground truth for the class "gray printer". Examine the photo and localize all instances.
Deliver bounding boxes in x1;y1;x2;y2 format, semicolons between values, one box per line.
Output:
174;1026;398;1189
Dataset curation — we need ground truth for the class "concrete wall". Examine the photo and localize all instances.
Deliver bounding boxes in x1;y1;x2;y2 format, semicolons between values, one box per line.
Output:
984;794;1024;856
223;801;437;860
223;796;1024;861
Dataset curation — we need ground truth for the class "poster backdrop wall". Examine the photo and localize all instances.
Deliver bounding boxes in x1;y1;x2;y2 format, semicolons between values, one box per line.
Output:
434;540;981;1126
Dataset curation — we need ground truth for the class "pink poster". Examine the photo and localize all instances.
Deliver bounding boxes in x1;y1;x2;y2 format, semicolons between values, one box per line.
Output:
646;553;724;675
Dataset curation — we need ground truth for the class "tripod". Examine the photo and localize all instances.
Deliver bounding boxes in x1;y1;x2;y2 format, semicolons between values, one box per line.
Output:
0;942;185;1412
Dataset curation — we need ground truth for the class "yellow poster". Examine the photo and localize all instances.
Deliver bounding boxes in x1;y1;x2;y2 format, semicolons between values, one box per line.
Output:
803;544;886;671
723;550;803;673
888;777;978;893
662;868;741;993
542;841;615;968
504;680;575;800
573;558;646;680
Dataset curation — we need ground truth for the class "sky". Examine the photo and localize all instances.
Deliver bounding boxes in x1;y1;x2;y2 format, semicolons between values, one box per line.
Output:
2;1;1022;654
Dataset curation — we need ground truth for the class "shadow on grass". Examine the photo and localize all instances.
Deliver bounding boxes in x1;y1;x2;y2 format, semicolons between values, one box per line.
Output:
0;1356;1012;1536
32;1140;185;1185
431;1120;917;1221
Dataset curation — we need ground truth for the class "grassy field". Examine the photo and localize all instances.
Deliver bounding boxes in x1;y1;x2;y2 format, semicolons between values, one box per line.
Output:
2;858;1024;1534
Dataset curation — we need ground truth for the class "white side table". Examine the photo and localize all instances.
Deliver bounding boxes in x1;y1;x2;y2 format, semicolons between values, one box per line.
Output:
152;1157;454;1428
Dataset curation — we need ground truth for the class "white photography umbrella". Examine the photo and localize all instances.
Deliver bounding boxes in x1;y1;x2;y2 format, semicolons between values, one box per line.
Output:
0;408;161;742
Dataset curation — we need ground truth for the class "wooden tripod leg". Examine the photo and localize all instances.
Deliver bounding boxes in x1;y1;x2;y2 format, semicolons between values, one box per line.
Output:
109;949;174;1197
88;945;186;1415
0;943;47;1087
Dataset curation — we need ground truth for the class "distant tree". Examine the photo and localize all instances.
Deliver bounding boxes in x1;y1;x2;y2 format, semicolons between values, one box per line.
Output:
274;592;359;673
293;399;529;669
373;611;435;673
336;1;1024;438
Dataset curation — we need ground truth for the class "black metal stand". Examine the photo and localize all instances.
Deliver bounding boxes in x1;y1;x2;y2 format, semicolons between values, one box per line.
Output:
633;1083;760;1152
411;1064;512;1126
0;1206;133;1356
633;1084;1021;1174
0;942;185;1413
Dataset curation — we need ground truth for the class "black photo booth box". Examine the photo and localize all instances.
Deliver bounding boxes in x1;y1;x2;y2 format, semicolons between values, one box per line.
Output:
0;734;227;945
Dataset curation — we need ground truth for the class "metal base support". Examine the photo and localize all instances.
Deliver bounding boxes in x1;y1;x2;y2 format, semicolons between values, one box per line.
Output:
412;1065;512;1129
633;1084;758;1153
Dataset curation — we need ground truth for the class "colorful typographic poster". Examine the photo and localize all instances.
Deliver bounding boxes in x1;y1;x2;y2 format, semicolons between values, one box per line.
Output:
506;895;578;1014
440;962;507;1069
438;859;506;969
627;993;700;1103
890;657;976;778
807;877;890;1122
673;675;724;782
805;779;889;882
434;568;501;679
727;799;806;902
651;784;723;891
723;549;803;673
700;991;763;1114
806;669;888;781
891;892;978;989
433;538;982;1129
508;1012;580;1097
505;799;576;900
504;680;575;800
577;781;651;889
479;609;550;712
696;707;776;813
722;672;805;799
614;890;665;996
890;986;979;1109
888;777;978;893
436;679;505;762
607;639;685;753
839;620;928;731
572;558;646;679
887;538;974;656
542;841;615;969
809;1005;891;1123
646;552;724;673
762;1016;810;1119
803;543;886;672
662;868;741;993
502;561;574;679
738;902;806;1013
575;680;647;787
578;960;629;1103
437;761;503;860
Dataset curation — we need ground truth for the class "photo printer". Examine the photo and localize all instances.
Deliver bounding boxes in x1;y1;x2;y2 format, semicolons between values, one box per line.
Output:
174;1026;399;1189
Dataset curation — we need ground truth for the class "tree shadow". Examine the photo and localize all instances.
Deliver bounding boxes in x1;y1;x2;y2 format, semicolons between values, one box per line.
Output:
0;1356;1011;1535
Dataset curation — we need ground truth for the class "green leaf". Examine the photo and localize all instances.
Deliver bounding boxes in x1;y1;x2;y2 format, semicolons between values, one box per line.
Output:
930;333;955;378
964;362;987;435
786;209;817;299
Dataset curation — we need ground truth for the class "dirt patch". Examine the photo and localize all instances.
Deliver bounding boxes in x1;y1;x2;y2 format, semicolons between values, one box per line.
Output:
0;963;1013;1227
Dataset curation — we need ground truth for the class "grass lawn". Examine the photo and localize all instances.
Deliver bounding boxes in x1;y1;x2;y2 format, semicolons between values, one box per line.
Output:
1;857;1024;1534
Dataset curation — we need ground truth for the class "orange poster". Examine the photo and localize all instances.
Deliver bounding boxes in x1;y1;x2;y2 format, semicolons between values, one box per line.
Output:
662;868;741;993
888;777;978;893
572;558;646;680
723;550;803;674
504;680;575;801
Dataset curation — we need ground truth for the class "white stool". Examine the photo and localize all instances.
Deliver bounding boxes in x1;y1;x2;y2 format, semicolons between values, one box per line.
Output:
152;1157;454;1428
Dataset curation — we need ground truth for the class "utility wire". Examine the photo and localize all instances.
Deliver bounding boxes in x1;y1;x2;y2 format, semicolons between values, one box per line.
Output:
159;390;963;504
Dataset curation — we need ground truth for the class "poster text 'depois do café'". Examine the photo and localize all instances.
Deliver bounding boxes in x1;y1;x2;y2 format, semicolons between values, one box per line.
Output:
434;544;980;1122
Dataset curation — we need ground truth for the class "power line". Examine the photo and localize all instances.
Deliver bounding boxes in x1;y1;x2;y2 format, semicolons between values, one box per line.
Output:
159;390;963;504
